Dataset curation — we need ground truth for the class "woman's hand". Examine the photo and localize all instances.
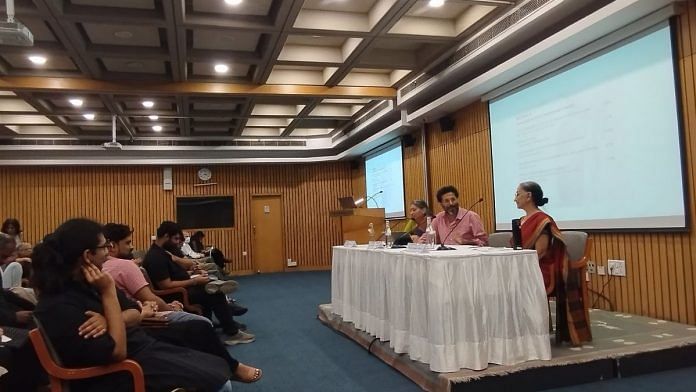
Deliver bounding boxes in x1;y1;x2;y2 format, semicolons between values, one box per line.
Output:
81;261;115;295
138;301;157;318
169;301;184;311
78;311;107;338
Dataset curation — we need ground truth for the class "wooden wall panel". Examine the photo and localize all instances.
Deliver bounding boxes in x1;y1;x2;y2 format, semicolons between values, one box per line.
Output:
0;162;352;273
424;101;495;231
394;5;696;325
403;129;427;206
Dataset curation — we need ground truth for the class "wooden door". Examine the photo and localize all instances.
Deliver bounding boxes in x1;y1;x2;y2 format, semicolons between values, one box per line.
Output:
251;195;284;273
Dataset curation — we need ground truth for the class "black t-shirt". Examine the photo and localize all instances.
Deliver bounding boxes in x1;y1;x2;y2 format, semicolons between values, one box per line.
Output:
34;283;155;367
143;244;190;288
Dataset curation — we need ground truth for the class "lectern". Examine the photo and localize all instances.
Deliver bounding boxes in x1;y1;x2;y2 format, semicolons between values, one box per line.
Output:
330;208;385;244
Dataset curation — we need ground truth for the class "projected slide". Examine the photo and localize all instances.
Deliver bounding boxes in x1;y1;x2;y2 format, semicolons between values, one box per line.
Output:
490;24;686;230
365;142;406;218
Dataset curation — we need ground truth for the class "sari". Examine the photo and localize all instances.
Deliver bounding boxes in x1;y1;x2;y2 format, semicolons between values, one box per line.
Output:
521;211;592;345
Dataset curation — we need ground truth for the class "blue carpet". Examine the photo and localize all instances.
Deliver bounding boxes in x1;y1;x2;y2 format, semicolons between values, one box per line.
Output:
226;271;696;392
226;271;421;392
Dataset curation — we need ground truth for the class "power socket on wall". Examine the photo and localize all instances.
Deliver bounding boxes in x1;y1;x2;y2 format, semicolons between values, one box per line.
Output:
608;259;626;277
587;260;596;274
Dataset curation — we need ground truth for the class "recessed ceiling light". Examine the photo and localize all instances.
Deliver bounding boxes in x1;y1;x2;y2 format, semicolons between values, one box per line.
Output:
113;31;133;39
142;100;154;108
69;98;83;107
149;115;159;120
152;125;162;132
214;64;229;74
429;0;445;7
224;0;243;5
83;113;95;120
28;55;47;65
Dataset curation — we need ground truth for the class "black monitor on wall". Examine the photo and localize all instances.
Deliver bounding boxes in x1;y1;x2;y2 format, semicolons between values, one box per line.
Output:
176;196;234;229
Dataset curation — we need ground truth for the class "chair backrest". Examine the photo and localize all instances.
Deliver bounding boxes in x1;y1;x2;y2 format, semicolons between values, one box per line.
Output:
488;232;512;248
561;231;588;262
132;250;147;260
139;266;154;286
32;317;66;368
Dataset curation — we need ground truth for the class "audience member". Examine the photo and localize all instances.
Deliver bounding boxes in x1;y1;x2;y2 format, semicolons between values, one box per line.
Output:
190;231;228;270
32;218;237;392
143;221;254;345
1;219;22;246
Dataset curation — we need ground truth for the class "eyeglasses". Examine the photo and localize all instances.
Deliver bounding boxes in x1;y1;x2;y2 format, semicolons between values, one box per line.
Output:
94;242;113;250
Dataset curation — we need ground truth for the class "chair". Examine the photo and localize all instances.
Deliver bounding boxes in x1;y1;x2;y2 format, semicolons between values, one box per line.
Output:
488;232;512;247
561;231;592;327
29;320;145;392
139;267;203;315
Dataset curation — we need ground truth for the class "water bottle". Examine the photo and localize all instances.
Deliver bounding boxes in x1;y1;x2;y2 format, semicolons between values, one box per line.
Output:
368;223;375;243
425;217;435;249
385;220;392;247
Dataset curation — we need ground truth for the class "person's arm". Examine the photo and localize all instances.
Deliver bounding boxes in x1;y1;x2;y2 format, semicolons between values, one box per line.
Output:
464;213;488;246
82;261;126;361
167;252;195;270
133;285;174;311
122;308;142;327
155;275;209;290
534;233;551;259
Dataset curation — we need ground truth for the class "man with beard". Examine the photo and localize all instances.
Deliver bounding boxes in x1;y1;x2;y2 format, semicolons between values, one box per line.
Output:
143;221;254;345
101;223;213;325
430;185;488;246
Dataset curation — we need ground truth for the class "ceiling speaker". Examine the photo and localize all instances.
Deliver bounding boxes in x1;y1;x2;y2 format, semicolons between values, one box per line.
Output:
439;116;455;132
402;134;416;147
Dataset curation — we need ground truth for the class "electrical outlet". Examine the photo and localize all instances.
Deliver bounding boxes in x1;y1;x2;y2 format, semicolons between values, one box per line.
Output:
587;260;596;274
597;265;606;275
608;259;626;277
242;251;247;256
287;258;297;267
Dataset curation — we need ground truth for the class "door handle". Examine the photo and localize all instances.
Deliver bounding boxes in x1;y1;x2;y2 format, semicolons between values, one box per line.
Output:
252;225;256;235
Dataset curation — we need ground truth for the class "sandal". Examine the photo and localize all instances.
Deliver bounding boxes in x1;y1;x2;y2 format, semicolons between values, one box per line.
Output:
232;366;262;383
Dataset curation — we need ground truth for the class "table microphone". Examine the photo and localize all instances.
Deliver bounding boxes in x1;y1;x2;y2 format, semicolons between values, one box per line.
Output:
365;190;383;207
436;197;484;251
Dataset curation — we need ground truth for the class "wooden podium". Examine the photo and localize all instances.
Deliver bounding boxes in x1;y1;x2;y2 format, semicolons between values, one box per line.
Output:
330;208;385;244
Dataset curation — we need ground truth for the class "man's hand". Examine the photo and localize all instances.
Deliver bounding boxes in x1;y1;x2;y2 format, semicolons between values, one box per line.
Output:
169;301;184;311
78;311;107;338
15;310;33;325
138;301;157;318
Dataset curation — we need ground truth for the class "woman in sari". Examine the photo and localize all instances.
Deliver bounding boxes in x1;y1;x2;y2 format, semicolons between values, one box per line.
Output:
515;181;592;345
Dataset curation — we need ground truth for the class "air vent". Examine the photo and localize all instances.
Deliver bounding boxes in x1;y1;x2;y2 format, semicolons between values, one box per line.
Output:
0;139;307;147
401;0;552;96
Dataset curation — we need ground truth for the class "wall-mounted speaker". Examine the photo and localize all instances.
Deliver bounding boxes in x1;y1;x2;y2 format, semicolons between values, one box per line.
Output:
402;134;416;147
439;116;455;132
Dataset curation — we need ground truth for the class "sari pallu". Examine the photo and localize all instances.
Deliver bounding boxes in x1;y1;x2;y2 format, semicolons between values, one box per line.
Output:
521;211;592;345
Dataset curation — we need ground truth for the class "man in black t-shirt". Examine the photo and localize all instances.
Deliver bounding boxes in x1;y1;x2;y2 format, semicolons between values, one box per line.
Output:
143;221;254;345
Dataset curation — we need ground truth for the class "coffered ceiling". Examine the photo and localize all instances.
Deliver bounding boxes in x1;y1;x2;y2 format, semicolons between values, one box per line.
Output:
0;0;660;164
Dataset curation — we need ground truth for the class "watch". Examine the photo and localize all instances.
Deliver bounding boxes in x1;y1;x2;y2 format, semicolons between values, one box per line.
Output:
197;167;212;181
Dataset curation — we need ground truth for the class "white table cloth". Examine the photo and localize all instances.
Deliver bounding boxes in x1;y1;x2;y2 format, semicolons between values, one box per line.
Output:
331;245;551;372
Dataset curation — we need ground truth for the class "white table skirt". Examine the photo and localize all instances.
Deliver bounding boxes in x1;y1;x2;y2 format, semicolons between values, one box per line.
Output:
331;245;551;372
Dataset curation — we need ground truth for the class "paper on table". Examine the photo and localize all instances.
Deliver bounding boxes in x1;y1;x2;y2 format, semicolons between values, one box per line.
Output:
1;335;11;343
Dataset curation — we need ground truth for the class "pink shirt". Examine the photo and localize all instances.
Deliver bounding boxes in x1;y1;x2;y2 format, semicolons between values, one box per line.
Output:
432;208;488;246
102;256;149;301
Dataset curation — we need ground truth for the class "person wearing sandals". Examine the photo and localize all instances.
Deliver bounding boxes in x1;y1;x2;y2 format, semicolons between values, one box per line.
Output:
32;218;244;391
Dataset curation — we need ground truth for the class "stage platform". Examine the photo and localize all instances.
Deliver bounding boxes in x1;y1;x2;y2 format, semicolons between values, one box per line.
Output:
318;304;696;392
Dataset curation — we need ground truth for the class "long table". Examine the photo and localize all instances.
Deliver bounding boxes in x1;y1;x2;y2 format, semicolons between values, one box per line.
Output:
330;245;551;372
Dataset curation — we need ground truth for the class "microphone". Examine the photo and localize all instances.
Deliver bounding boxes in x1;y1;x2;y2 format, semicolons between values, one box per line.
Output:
436;197;484;251
365;190;383;208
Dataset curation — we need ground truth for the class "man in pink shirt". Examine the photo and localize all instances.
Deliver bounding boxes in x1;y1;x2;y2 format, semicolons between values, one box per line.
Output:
430;185;488;246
